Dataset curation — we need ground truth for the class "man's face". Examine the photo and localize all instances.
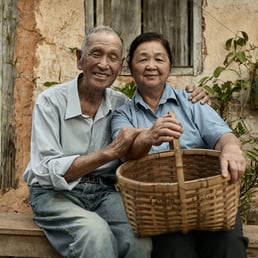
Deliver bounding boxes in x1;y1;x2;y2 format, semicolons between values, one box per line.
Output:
77;31;123;91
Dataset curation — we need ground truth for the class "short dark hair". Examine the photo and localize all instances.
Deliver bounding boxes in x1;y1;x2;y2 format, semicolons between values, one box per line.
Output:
127;32;173;69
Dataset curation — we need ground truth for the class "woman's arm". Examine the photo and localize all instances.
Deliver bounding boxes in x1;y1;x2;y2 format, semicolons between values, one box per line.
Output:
123;114;183;161
215;133;246;183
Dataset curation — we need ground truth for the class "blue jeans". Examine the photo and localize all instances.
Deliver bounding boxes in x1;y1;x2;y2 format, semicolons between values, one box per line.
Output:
29;183;152;258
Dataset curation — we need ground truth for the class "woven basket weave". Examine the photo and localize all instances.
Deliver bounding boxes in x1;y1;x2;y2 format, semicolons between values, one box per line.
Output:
116;135;240;236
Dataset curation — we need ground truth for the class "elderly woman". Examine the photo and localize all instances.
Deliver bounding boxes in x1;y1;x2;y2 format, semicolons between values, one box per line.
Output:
111;32;248;258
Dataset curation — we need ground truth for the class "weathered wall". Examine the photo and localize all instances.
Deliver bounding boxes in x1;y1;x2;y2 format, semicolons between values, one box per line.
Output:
169;0;258;138
203;0;258;138
0;0;258;213
33;0;84;94
0;0;84;212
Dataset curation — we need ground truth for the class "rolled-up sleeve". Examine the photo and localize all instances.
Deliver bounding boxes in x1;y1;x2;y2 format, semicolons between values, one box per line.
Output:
23;81;80;190
31;155;80;190
23;80;128;190
23;89;80;190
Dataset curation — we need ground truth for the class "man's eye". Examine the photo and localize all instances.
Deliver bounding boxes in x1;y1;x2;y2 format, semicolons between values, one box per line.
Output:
92;53;101;58
109;56;119;62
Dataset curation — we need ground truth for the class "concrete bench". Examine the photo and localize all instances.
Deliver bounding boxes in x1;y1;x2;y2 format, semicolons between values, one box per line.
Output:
0;212;257;258
0;212;62;257
244;224;258;258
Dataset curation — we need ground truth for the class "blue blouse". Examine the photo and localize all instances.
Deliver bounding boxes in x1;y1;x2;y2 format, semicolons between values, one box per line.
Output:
111;83;231;154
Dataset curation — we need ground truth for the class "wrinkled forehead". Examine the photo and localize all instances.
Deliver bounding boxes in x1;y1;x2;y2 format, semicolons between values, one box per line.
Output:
134;41;168;57
88;31;123;51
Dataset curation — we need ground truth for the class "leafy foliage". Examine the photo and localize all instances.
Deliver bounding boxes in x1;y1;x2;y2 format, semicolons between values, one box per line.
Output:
198;31;258;222
43;81;60;87
116;32;258;223
113;81;136;99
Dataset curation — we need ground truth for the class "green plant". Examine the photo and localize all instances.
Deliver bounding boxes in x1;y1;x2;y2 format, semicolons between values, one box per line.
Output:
43;69;62;87
115;32;258;223
113;81;136;99
198;31;258;223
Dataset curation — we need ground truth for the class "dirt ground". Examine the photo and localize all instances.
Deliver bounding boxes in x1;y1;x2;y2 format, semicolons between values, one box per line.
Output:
0;182;32;214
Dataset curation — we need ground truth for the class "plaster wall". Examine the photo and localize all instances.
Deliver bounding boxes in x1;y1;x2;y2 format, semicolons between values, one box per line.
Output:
33;0;85;97
33;0;258;89
1;0;258;212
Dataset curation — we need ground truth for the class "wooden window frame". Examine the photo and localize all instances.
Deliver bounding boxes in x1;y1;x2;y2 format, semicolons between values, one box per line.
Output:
84;0;202;76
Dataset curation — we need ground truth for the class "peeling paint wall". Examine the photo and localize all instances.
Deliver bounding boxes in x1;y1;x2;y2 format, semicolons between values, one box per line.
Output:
33;0;85;97
16;0;258;188
1;0;257;212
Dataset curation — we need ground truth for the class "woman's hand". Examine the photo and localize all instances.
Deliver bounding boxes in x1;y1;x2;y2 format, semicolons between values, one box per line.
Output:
147;114;183;146
219;144;246;183
215;133;246;183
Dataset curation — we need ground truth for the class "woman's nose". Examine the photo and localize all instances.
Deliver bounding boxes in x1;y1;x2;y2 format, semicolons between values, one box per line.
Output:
146;60;156;69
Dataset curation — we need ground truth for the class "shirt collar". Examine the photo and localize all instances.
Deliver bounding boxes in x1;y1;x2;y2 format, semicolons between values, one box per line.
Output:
65;73;113;120
65;74;83;119
134;82;178;110
94;88;113;120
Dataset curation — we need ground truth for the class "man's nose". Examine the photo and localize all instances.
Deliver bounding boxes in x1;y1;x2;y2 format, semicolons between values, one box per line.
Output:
98;56;109;68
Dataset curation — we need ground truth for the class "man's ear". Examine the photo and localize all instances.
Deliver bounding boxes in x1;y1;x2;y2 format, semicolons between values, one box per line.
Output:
76;49;83;70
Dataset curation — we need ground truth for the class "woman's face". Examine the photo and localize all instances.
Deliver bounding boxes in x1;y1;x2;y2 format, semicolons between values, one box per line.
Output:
130;40;171;91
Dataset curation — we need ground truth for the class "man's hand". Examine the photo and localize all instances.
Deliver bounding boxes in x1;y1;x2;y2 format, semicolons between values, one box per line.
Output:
186;86;210;105
105;128;142;160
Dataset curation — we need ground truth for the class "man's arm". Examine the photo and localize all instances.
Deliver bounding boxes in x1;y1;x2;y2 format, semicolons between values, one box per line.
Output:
29;94;140;189
64;128;142;181
186;86;210;105
120;114;183;161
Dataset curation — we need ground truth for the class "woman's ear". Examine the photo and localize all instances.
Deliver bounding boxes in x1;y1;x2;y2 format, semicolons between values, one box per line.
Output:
76;49;83;70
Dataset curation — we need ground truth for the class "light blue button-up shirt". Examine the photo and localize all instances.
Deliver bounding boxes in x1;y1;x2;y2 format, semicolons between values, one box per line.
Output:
23;74;128;190
111;83;231;154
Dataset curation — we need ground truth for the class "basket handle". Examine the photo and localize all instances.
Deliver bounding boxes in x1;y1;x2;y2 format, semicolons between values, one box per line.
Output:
168;112;188;233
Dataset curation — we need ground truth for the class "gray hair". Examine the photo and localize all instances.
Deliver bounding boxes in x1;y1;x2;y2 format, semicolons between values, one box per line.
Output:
80;25;123;57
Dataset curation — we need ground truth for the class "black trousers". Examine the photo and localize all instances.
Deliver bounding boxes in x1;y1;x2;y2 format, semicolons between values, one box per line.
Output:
151;213;248;258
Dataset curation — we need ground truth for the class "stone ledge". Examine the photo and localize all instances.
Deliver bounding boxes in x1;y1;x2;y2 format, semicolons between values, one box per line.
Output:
0;212;257;257
243;224;258;258
0;212;61;257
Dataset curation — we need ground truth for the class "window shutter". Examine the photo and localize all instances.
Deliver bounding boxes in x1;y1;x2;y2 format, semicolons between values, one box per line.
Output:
84;0;202;75
85;0;141;62
143;0;189;66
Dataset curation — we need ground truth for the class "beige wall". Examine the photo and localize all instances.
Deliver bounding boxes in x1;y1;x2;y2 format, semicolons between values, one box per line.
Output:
1;0;258;212
33;0;258;88
19;0;258;183
33;0;85;98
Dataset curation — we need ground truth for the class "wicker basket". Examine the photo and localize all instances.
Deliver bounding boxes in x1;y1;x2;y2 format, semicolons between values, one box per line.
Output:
116;138;240;236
